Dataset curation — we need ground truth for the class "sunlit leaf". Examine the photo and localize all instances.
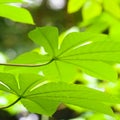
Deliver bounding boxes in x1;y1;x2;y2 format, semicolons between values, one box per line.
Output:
0;74;119;116
103;0;120;19
58;32;119;81
0;4;34;24
82;0;102;20
5;27;120;82
67;0;86;13
22;82;120;116
29;26;58;56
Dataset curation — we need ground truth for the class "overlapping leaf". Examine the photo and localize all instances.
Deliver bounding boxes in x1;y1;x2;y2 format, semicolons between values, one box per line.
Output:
0;73;119;116
5;26;120;81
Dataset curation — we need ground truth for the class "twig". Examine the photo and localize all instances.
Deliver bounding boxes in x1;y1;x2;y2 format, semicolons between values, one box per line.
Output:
0;97;21;109
0;59;54;67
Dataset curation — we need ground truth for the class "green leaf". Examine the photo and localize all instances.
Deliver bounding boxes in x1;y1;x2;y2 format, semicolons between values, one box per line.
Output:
0;73;18;94
22;82;120;116
0;4;34;24
5;27;120;82
67;0;86;13
29;26;58;56
61;60;117;81
58;34;120;80
103;0;120;19
82;0;102;21
83;20;109;33
40;60;77;82
109;24;120;41
58;32;108;56
0;74;119;116
59;39;120;63
4;52;77;83
9;51;51;64
0;0;23;3
0;73;44;95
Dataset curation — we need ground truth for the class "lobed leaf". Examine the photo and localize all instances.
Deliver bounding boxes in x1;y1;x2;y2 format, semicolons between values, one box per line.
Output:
4;27;120;82
0;73;120;116
0;73;119;116
58;32;108;56
22;82;120;116
29;27;58;56
0;73;44;96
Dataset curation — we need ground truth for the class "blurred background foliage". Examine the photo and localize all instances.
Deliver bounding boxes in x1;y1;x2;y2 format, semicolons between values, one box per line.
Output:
1;0;120;120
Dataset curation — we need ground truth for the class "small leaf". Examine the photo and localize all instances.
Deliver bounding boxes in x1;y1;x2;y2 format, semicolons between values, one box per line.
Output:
29;26;58;56
0;4;34;24
82;0;102;21
67;0;86;13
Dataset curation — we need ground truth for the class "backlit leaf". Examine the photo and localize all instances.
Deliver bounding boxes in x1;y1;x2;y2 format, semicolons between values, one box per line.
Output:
0;74;119;116
82;0;102;20
0;4;34;24
29;26;58;56
67;0;86;13
22;82;120;116
103;0;120;19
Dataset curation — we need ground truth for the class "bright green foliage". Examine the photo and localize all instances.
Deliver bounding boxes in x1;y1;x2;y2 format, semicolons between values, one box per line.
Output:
0;2;34;24
5;26;120;81
0;0;23;3
67;0;86;13
103;0;120;19
82;0;102;20
0;73;119;116
0;1;120;118
2;26;120;116
67;0;120;40
9;51;51;65
29;27;58;56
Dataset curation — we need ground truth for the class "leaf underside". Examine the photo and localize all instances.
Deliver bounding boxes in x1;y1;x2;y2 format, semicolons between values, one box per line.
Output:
4;27;120;81
0;73;119;116
1;26;120;116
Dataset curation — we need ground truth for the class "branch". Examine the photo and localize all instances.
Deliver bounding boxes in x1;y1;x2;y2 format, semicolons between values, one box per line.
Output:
0;59;54;67
0;97;21;109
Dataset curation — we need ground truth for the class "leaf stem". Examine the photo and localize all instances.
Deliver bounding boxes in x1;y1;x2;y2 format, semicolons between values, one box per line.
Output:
0;59;54;67
0;97;21;109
